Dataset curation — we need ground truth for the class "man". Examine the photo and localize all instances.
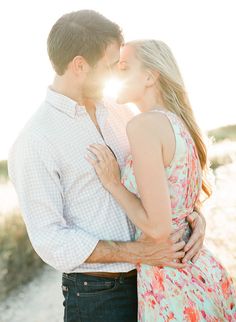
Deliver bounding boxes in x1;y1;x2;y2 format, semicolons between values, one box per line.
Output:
8;10;206;322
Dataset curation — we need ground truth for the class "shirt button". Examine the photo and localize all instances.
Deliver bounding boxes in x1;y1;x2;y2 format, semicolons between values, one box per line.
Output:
84;281;88;285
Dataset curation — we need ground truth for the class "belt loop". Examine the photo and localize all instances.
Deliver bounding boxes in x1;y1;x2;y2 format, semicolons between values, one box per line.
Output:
119;273;125;284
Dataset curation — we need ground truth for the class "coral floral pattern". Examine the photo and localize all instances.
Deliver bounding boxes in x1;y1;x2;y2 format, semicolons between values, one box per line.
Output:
121;110;236;321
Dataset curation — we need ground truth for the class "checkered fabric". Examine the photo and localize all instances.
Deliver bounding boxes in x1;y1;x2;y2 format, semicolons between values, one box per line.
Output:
8;88;138;273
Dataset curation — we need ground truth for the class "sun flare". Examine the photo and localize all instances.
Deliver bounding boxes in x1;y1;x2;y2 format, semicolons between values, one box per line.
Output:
103;78;123;99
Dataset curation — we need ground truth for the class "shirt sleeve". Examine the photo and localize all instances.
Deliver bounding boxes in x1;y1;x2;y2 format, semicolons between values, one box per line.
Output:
7;134;99;272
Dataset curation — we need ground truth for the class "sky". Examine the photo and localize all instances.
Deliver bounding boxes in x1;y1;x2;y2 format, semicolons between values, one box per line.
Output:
0;0;235;160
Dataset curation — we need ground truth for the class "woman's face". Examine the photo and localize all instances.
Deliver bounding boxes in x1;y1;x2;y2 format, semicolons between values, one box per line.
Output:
117;45;148;104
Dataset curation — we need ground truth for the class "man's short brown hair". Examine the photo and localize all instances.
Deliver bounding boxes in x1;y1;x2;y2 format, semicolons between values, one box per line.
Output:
47;10;123;75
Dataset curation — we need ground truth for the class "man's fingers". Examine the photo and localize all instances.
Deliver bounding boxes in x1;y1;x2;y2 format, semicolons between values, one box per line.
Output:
192;251;201;263
171;225;184;233
186;211;198;224
173;251;185;259
184;229;202;252
170;228;185;243
182;240;202;263
173;240;185;252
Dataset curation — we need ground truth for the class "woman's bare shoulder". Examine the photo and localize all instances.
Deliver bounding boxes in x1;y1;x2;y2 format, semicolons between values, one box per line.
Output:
126;110;170;138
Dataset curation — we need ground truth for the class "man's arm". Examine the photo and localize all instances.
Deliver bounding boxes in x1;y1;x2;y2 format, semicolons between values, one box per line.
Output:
86;228;186;269
85;208;205;268
182;209;206;263
8;134;99;272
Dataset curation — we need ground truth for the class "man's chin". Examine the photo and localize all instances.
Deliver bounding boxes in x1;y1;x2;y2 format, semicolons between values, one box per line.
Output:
116;95;128;105
83;90;103;101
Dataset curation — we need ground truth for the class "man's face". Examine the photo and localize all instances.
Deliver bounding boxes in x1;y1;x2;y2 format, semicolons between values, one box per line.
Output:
82;41;120;99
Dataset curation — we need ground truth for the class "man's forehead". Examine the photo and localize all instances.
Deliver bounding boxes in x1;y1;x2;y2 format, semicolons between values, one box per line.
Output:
103;41;120;63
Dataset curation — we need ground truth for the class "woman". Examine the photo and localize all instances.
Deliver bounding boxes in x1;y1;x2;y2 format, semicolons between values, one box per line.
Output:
86;40;236;321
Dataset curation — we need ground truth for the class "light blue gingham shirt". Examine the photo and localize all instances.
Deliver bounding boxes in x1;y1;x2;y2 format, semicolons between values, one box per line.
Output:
8;88;138;273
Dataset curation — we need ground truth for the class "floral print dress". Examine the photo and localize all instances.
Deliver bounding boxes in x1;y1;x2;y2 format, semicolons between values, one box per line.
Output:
121;110;236;321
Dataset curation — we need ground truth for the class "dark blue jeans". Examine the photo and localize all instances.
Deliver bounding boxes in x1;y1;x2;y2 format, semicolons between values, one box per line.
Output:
62;272;138;322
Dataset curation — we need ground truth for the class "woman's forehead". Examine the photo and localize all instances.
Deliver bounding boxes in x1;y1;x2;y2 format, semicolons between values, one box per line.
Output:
120;45;136;62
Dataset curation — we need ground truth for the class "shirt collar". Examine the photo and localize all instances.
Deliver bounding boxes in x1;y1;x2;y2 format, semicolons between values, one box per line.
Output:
45;87;107;119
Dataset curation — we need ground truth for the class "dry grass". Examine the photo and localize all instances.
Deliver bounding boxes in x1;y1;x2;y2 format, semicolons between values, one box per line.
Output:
208;124;236;143
0;212;44;301
0;160;8;183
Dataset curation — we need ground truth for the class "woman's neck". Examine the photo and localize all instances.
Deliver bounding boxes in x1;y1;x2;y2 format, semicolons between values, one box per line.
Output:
135;92;166;113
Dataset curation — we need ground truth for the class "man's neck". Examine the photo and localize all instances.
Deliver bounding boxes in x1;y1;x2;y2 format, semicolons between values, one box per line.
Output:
51;76;85;106
51;76;103;113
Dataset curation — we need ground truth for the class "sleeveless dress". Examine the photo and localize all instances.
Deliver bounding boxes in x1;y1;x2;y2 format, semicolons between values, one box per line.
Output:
121;110;236;321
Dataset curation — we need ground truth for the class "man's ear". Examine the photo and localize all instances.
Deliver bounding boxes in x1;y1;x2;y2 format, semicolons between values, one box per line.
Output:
70;56;90;75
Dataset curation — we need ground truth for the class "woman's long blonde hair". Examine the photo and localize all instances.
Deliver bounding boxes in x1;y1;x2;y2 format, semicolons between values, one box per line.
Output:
127;39;211;203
